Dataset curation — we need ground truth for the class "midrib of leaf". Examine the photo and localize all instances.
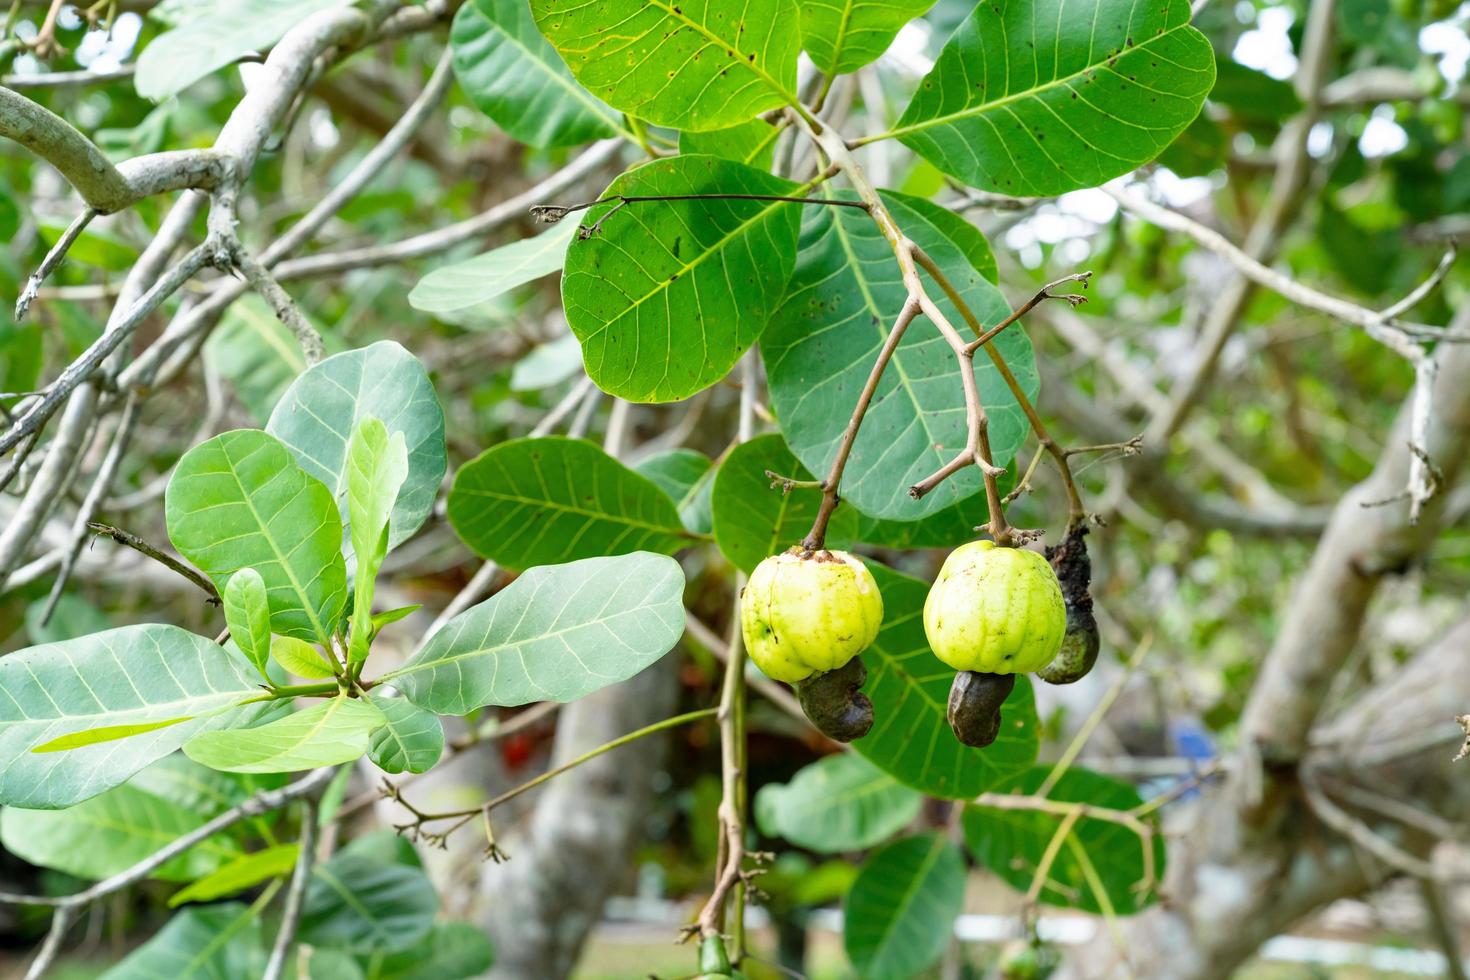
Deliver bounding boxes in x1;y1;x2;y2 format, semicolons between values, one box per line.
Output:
316;865;392;942
476;6;631;140
638;0;798;108
881;18;1202;143
255;698;351;763
454;485;702;540
868;836;948;966
577;193;796;341
820;0;860;70
222;439;332;643
184;900;259;973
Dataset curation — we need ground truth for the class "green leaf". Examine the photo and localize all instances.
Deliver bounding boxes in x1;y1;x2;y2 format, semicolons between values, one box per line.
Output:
358;922;495;980
1;777;241;882
844;833;966;980
889;0;1215;195
410;221;578;316
633;448;716;535
300;838;438;954
386;552;686;715
447;436;694;569
854;563;1038;798
267;342;446;551
170;844;301;906
135;0;351;100
184;697;385;774
205;294;310;423
366;695;445;775
754;753;921;853
510;334;583;392
530;0;801;131
680;118;782;171
562;155;802;402
450;0;623;146
129;754;287;818
764;191;1035;520
711;434;857;572
964;766;1164;914
271;635;338;680
372;605;422;632
100;903;265;980
31;717;195;752
223;568;272;679
346;417;410;662
855;502;977;549
166;429;348;644
801;0;935;75
0;625;264;808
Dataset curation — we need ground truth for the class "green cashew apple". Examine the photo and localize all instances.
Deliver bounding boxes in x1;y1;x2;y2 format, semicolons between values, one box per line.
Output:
924;540;1066;674
742;548;883;742
741;548;883;683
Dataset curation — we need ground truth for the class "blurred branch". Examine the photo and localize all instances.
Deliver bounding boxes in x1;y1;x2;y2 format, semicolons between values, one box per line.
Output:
5;768;337;980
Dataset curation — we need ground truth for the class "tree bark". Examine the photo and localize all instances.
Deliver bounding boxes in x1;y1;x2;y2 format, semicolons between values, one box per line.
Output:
1058;327;1470;978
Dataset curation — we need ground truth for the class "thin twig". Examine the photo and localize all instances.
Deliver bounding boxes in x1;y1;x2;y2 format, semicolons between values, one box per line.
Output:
15;207;95;321
85;522;220;602
261;797;319;980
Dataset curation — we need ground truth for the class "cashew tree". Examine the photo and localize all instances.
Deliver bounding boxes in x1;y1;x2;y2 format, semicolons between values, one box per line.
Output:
2;0;1469;978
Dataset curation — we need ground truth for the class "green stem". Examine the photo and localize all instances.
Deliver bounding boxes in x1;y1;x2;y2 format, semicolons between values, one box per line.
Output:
415;707;719;823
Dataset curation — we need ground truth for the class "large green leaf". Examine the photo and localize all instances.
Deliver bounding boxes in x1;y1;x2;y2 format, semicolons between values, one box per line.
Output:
680;118;782;171
801;0;936;74
889;0;1215;195
856;502;977;549
410;221;578;316
754;753;921;853
358;922;495;980
964;766;1163;914
530;0;801;130
346;417;409;662
854;563;1038;798
451;0;623;146
166;429;347;643
844;833;965;980
300;836;438;954
267;342;446;551
170;844;302;906
1;780;241;882
764;191;1035;520
205;294;309;423
135;0;350;100
633;448;716;535
100;903;265;980
386;552;686;715
447;436;695;569
0;625;264;808
711;434;856;572
366;695;445;775
184;697;385;774
223;568;272;680
562;155;802;402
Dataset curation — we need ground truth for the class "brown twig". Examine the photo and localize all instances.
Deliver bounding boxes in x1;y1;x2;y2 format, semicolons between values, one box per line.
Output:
87;522;220;603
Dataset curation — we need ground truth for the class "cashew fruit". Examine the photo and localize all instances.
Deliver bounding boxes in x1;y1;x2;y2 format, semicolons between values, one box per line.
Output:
947;670;1014;747
923;540;1065;675
796;656;873;742
740;548;883;684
